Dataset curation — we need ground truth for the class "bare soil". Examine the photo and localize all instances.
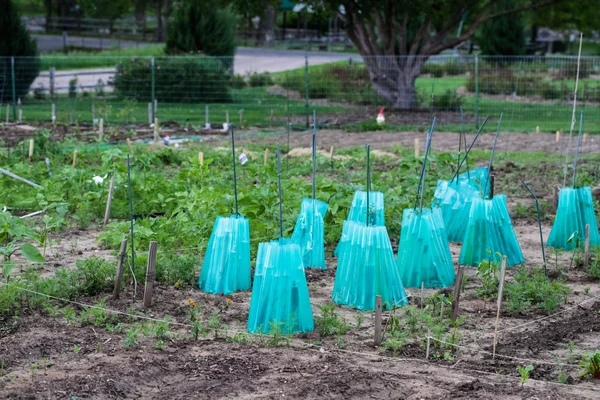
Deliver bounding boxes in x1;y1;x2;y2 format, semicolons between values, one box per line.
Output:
1;131;600;399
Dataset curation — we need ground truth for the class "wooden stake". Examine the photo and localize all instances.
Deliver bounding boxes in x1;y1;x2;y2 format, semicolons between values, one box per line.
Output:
270;109;274;128
552;185;559;213
148;103;152;125
92;103;96;123
198;151;204;165
17;98;22;123
556;130;560;142
425;335;431;359
374;295;382;346
205;105;209;128
584;223;591;267
440;303;445;319
103;174;115;226
112;239;128;300
583;133;588;144
126;138;134;155
239;110;243;128
420;281;425;308
535;126;539;134
414;138;420;157
5;104;9;123
226;109;230;124
490;174;495;198
28;139;34;163
51;103;56;125
72;150;77;167
264;148;269;166
153;118;159;143
329;146;334;158
99;118;104;140
492;256;507;359
154;99;157;118
143;241;158;308
451;266;465;322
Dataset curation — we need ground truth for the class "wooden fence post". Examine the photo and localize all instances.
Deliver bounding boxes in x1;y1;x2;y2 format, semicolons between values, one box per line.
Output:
72;150;77;167
584;224;591;267
451;266;465;322
103;174;115;226
414;138;419;157
374;295;382;346
113;239;128;300
143;241;158;308
492;256;507;359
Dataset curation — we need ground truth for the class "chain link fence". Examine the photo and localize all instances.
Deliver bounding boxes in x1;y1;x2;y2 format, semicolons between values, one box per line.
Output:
1;55;600;133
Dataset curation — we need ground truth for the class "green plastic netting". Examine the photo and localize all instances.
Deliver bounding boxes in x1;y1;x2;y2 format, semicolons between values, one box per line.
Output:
547;187;600;250
396;207;456;288
247;238;314;334
459;195;524;267
198;215;251;295
332;221;408;310
291;198;329;269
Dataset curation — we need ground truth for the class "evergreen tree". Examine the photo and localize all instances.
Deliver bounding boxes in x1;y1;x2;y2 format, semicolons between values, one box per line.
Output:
0;0;40;100
478;0;526;57
166;0;236;70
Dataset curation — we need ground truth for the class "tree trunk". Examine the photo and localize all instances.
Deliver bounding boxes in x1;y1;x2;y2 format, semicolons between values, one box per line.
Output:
155;1;162;42
45;0;53;33
134;0;146;39
364;57;424;110
256;4;275;46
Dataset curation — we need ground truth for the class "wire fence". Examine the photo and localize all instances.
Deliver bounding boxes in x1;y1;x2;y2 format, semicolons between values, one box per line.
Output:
2;55;600;133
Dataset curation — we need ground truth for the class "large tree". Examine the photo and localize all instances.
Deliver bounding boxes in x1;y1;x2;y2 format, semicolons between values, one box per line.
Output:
314;0;563;109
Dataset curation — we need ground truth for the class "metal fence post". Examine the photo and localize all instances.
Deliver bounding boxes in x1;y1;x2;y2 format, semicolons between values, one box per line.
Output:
49;67;55;99
304;54;309;128
11;57;17;121
151;57;156;122
474;54;479;130
327;18;332;52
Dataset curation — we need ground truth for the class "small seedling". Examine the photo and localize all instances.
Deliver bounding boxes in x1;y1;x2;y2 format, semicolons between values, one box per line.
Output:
516;364;534;387
155;340;165;350
73;344;81;354
354;313;364;328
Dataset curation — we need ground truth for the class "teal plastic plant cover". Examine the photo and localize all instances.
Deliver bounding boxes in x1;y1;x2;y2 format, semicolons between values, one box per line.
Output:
458;166;489;194
247;238;314;334
432;179;483;242
332;221;408;310
347;191;385;225
199;215;251;295
334;191;384;256
291;198;329;269
396;207;456;288
547;187;600;250
459;195;525;267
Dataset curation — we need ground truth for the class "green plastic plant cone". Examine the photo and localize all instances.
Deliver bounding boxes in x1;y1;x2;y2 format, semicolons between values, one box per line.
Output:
247;238;314;334
291;198;329;269
396;207;456;288
432;179;482;242
547;187;600;250
332;221;408;310
459;195;524;267
199;215;251;295
458;166;489;195
334;190;384;256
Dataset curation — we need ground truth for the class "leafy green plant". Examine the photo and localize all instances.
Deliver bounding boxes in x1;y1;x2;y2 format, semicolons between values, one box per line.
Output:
504;268;570;313
517;364;534;386
0;211;45;267
475;253;502;304
73;344;81;354
315;302;350;338
123;326;141;348
579;350;600;379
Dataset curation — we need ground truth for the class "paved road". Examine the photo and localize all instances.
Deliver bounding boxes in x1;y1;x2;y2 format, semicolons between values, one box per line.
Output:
30;40;361;93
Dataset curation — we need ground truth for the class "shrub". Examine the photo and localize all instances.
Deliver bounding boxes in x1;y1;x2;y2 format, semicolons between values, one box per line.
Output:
466;71;563;100
432;90;462;110
0;0;40;99
230;74;247;89
247;71;273;87
166;0;236;72
113;57;231;103
421;61;468;77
